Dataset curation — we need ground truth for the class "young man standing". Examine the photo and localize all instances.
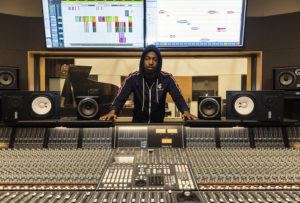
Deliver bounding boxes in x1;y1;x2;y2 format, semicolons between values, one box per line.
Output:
100;45;197;123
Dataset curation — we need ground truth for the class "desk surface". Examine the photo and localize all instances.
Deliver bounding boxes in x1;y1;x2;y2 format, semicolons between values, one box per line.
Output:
1;117;299;127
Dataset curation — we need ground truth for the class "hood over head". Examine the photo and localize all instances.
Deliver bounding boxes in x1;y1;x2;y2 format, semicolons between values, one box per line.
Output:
139;45;162;76
139;45;162;112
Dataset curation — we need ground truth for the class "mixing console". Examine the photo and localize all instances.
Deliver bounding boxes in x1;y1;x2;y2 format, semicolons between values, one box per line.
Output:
219;127;250;148
186;148;300;186
185;127;215;148
199;190;300;202
0;147;299;189
14;128;45;149
0;124;300;202
99;149;196;191
0;191;186;203
1;125;299;150
115;148;187;164
82;128;112;148
0;149;113;186
48;127;79;148
117;126;148;148
0;190;300;202
253;127;284;148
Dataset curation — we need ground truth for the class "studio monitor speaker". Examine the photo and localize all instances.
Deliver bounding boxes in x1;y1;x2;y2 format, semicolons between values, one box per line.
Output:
226;91;284;121
273;66;300;90
283;91;300;120
0;67;19;89
76;96;100;120
198;96;221;119
2;91;60;121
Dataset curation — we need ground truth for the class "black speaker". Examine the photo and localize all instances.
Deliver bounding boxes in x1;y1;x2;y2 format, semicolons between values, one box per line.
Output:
0;67;19;89
2;91;60;121
226;91;284;121
76;96;100;120
198;96;221;119
283;91;300;120
273;66;300;90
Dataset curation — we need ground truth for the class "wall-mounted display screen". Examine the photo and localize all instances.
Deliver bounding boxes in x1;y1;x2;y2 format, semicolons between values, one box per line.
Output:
42;0;246;49
146;0;247;47
42;0;144;48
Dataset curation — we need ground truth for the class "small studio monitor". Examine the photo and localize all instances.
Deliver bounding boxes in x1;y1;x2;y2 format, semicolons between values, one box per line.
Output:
0;66;19;89
273;66;300;90
2;91;60;121
198;96;221;119
76;96;100;120
226;91;284;121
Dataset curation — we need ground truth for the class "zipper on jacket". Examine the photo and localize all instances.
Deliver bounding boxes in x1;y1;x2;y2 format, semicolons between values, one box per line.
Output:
146;82;154;123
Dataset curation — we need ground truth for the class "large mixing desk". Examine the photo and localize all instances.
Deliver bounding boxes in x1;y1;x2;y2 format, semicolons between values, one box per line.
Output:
0;118;300;202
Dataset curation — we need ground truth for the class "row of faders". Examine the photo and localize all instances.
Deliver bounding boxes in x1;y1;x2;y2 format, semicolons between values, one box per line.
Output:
186;148;300;186
185;127;215;148
219;127;250;148
0;149;113;186
90;191;173;203
0;190;299;202
0;191;198;203
82;127;112;148
199;191;300;203
48;127;79;149
253;127;284;148
14;128;45;149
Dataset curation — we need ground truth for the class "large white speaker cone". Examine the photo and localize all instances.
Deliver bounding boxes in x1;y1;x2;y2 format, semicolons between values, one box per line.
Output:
0;72;14;86
199;98;220;118
234;96;255;116
78;98;99;119
31;96;52;116
279;72;295;86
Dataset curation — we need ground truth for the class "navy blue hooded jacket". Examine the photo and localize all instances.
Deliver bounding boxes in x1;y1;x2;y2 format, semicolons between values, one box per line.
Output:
110;45;189;123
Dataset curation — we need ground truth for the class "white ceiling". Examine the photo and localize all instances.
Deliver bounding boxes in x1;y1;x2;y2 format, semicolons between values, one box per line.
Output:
0;0;299;17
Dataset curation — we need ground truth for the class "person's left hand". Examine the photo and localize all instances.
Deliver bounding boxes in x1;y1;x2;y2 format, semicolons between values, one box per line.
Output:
182;111;197;120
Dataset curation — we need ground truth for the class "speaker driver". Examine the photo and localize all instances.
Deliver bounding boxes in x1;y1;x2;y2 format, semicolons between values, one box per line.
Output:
279;71;295;86
233;96;255;116
0;71;15;87
199;98;220;118
31;96;53;116
77;97;99;119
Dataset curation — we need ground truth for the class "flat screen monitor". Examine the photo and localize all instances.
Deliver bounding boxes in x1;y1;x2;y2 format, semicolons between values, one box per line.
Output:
146;0;247;47
42;0;144;48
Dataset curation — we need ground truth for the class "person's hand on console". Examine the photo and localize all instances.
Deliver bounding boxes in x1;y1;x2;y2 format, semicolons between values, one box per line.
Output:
182;111;197;121
99;110;117;121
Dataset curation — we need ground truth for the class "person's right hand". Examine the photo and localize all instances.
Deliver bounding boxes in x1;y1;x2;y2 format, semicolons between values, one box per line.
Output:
99;110;117;121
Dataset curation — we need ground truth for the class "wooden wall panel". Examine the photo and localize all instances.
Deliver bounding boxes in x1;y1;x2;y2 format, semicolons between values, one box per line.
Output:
166;76;192;103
